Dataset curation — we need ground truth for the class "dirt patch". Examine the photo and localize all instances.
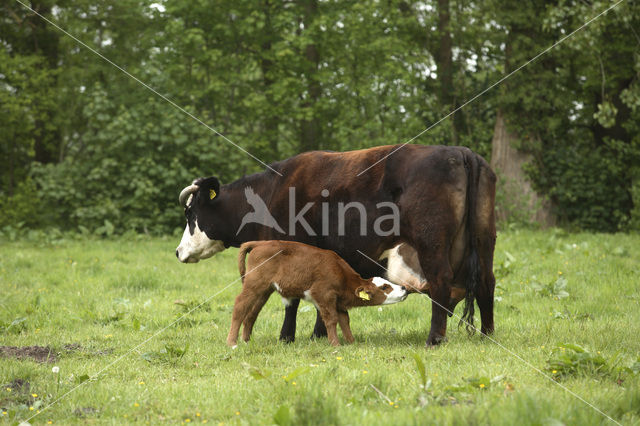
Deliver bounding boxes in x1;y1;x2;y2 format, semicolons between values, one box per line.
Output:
73;406;99;417
0;345;57;363
63;343;82;352
5;378;30;394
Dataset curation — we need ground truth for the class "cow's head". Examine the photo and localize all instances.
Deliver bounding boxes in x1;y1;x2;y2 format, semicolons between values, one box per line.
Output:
176;177;226;263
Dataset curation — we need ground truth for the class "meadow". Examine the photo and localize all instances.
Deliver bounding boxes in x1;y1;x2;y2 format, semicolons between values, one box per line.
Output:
1;229;639;425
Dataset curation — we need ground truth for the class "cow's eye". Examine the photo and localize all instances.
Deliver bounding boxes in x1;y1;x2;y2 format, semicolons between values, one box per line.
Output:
382;284;390;290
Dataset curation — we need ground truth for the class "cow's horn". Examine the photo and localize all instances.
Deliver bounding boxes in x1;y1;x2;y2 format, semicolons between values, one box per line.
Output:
179;184;199;207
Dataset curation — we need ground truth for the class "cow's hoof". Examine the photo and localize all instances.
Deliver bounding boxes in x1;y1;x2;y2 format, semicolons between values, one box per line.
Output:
310;332;327;340
481;327;494;336
279;335;295;344
425;335;447;347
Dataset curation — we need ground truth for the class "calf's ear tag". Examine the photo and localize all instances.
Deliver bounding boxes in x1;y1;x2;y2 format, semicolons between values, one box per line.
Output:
358;290;370;301
209;189;217;200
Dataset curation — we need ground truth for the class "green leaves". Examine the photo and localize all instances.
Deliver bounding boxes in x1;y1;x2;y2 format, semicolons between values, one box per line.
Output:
593;101;618;129
412;353;428;390
141;343;189;364
273;405;291;426
530;277;569;299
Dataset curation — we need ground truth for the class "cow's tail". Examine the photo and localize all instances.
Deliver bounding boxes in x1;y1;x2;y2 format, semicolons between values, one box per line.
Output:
238;242;258;284
459;150;481;334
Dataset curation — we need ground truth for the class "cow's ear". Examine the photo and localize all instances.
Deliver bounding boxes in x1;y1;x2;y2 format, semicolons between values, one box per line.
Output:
355;286;371;301
199;176;221;203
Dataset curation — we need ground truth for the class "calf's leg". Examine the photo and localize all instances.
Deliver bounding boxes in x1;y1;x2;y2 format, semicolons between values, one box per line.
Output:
242;290;273;342
318;307;340;346
337;311;354;344
227;288;255;346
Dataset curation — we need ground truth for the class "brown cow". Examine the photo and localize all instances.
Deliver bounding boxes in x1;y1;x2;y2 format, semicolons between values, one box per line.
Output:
176;144;496;346
228;240;408;347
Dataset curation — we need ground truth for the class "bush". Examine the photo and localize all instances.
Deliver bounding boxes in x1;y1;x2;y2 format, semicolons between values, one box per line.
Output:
30;86;255;235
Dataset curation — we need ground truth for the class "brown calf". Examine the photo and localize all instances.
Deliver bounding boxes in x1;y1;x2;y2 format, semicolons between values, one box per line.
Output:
228;240;408;347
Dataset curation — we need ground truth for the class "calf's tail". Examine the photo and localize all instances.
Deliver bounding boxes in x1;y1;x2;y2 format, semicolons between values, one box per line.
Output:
238;242;257;284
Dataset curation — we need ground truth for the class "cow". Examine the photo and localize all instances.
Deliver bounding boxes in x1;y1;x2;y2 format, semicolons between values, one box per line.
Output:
228;240;409;347
176;144;496;346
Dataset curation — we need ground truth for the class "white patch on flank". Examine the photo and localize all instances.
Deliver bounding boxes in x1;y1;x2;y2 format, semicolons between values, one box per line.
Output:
175;218;225;263
303;290;318;308
385;245;425;290
372;276;408;305
272;282;291;306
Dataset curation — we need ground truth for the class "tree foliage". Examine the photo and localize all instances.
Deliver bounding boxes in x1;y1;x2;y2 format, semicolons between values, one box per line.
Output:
1;0;639;234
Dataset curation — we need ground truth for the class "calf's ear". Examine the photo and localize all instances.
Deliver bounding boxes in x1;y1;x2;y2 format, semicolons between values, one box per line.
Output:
355;286;371;301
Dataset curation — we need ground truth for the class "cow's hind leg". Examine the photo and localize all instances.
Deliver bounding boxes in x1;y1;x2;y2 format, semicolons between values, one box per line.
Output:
476;267;495;335
417;248;454;347
279;298;300;343
311;310;328;339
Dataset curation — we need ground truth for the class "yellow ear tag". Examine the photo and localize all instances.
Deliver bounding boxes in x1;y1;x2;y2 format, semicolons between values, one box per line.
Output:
209;189;217;200
358;290;370;301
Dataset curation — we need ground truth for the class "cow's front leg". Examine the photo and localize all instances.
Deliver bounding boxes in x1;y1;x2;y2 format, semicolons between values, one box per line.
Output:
279;298;300;343
311;309;328;339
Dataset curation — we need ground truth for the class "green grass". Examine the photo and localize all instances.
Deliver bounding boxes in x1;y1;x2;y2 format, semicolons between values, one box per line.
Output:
1;229;639;425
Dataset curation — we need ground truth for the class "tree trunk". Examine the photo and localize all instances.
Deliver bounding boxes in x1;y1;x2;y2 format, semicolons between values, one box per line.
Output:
260;0;279;162
299;0;321;152
30;0;59;165
435;0;459;145
490;110;554;226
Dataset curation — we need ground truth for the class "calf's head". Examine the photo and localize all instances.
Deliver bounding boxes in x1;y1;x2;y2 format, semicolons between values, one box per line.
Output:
176;177;226;263
355;277;408;306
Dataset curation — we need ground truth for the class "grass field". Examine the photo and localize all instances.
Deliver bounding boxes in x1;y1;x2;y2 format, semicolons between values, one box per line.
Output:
1;229;639;425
